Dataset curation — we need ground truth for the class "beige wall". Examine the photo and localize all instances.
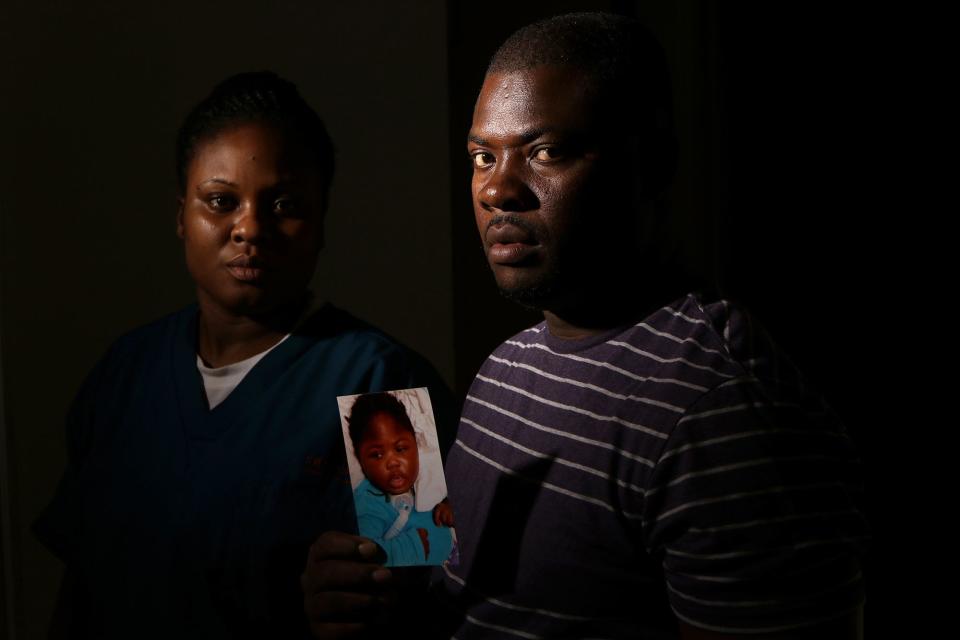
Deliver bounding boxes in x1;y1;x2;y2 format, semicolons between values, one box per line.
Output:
0;2;452;637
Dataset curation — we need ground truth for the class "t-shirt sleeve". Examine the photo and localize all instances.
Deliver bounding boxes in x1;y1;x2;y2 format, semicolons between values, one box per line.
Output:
641;373;868;634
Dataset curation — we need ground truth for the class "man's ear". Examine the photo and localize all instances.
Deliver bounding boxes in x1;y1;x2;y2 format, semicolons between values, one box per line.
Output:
176;197;185;239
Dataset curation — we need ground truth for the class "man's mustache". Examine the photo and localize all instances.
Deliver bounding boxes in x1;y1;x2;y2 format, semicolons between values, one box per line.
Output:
486;214;536;236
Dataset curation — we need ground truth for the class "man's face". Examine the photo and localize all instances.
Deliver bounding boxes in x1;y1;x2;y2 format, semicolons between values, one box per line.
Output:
468;65;630;310
357;412;419;496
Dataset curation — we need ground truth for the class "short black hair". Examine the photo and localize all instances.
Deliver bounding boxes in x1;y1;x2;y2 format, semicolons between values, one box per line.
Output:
175;71;335;209
488;12;676;194
347;392;415;456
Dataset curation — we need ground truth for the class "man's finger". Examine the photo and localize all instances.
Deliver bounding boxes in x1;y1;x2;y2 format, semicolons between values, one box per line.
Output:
307;531;384;564
302;559;392;593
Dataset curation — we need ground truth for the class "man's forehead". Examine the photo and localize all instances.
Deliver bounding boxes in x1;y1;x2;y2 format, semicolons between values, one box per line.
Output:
469;66;598;143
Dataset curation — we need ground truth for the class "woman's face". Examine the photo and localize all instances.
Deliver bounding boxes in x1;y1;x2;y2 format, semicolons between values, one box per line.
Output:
357;412;420;495
178;122;325;318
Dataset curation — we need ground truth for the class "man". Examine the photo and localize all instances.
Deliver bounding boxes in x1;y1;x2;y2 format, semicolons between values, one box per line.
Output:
303;13;866;638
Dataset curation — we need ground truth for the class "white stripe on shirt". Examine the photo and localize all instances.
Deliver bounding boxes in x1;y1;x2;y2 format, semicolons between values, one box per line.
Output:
466;395;657;467
475;374;672;435
503;341;709;391
488;355;685;412
460;417;647;495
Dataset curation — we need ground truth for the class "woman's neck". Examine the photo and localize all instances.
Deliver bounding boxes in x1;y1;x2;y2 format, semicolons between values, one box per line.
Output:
196;294;308;367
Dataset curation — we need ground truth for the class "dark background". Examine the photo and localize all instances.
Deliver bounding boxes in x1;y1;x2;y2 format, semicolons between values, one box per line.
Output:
1;1;898;637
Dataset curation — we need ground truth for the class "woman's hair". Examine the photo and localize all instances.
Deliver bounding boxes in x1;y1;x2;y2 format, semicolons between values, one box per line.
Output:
347;393;415;455
175;71;335;209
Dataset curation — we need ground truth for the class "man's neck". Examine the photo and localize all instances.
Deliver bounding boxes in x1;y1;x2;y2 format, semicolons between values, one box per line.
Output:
542;303;642;340
541;278;691;341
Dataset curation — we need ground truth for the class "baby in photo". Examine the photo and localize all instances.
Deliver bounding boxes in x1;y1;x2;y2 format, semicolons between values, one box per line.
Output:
338;388;457;566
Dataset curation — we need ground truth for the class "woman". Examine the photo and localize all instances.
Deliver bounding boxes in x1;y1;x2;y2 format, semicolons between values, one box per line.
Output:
34;72;451;638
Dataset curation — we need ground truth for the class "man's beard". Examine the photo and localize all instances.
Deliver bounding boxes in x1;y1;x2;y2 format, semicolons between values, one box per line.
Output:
496;266;564;310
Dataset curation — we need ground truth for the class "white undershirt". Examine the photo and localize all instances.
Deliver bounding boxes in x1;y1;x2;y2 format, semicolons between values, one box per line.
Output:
196;334;291;409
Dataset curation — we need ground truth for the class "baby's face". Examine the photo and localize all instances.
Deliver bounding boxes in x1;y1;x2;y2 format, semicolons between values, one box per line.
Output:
357;411;420;495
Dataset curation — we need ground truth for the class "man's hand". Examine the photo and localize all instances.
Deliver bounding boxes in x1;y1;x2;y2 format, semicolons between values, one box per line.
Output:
432;500;454;527
301;531;393;639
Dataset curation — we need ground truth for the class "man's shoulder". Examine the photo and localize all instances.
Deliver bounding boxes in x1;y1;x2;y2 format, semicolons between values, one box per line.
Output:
476;295;739;378
483;293;746;354
489;321;550;353
471;293;799;404
660;292;805;392
639;292;740;353
634;292;791;381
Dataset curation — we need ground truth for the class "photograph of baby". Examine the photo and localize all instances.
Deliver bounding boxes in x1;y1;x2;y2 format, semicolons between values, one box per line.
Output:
337;387;458;567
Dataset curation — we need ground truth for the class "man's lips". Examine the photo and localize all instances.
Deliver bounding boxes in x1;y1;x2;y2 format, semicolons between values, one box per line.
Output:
486;223;539;266
226;255;265;282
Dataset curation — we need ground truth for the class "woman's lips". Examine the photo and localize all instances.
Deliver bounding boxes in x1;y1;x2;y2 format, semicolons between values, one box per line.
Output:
226;255;265;282
227;266;264;282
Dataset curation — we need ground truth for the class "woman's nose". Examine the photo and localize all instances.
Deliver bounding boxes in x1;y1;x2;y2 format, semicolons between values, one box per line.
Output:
231;204;265;245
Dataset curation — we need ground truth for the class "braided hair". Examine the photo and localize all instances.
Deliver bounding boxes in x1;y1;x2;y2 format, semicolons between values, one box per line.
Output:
175;71;335;210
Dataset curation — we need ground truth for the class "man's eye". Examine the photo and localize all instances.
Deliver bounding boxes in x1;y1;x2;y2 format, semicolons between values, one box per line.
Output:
533;147;563;162
471;151;494;169
368;451;383;460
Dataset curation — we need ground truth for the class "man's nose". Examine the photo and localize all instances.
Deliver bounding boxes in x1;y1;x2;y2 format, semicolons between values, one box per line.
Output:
477;156;537;213
386;455;401;468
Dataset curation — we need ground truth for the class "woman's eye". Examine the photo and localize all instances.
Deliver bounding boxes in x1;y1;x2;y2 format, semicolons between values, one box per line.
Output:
471;151;494;169
533;147;562;162
273;198;298;216
207;195;237;211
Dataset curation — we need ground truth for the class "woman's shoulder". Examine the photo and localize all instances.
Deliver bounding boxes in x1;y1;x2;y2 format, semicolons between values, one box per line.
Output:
297;303;403;350
98;305;197;365
68;307;198;407
294;303;436;374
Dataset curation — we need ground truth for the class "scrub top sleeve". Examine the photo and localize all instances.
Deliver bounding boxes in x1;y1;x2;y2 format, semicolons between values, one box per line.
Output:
32;355;110;563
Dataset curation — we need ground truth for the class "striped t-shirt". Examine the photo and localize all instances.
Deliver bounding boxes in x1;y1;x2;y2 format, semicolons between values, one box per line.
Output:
439;293;866;638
